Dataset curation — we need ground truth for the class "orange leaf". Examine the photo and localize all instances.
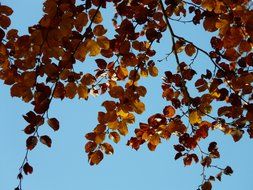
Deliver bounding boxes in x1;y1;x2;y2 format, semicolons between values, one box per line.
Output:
163;105;175;118
89;150;104;165
109;132;120;143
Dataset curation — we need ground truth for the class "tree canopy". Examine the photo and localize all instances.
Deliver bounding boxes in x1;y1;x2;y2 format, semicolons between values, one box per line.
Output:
0;0;253;190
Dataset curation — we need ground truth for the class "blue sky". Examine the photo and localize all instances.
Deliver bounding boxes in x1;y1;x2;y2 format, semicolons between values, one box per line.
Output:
1;1;253;190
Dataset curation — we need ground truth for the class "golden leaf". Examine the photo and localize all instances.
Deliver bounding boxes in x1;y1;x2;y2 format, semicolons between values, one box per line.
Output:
189;110;202;125
133;101;145;114
86;39;101;56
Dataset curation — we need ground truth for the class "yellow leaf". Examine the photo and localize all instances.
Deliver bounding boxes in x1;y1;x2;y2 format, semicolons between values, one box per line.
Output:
140;68;148;77
189;110;202;125
108;121;119;130
211;91;220;99
123;113;135;124
86;39;101;56
117;109;129;119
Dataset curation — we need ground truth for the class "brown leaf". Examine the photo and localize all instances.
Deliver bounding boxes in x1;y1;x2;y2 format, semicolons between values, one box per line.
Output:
23;162;33;175
231;129;243;142
0;14;11;29
183;155;193;166
93;25;107;36
185;44;196;56
47;118;60;131
109;132;120;143
77;84;88;99
223;166;233;175
89;9;103;24
101;143;114;155
0;5;13;16
40;135;52;147
26;136;38;150
85;141;97;153
89;150;104;165
163;105;175;118
201;181;212;190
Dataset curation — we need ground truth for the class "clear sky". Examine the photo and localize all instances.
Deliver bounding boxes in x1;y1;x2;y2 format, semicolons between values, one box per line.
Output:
1;1;253;190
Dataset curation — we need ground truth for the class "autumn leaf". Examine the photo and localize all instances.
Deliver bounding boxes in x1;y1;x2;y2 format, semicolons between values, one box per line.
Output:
86;39;101;56
231;129;244;142
101;143;114;155
185;43;196;56
189;110;202;125
23;162;33;175
75;12;88;32
75;42;88;62
40;135;52;147
223;166;233;175
149;134;160;146
26;136;38;150
0;5;13;16
2;0;253;187
0;14;11;29
77;84;88;99
109;132;120;143
163;105;175;118
93;25;107;36
97;36;110;50
148;66;158;77
133;101;145;114
88;9;103;24
118;121;128;136
201;181;212;190
89;150;104;165
47;118;60;131
85;141;97;153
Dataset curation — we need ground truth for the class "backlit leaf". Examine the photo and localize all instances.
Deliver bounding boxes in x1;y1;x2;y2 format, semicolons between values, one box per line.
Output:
189;110;202;125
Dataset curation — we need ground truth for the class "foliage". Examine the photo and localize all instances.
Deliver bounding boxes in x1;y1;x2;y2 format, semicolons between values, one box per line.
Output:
0;0;253;189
